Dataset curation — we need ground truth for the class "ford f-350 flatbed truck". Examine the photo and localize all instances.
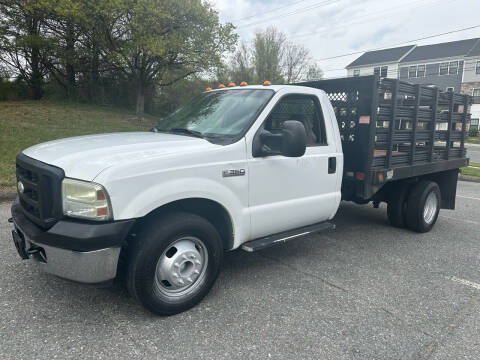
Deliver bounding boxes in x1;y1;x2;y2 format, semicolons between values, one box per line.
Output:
10;75;470;315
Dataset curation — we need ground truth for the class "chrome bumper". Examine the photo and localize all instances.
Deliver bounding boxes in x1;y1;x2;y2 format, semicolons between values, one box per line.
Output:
24;239;121;283
31;242;121;283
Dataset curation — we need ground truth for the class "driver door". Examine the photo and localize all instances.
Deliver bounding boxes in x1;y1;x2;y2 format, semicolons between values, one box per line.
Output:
247;93;340;239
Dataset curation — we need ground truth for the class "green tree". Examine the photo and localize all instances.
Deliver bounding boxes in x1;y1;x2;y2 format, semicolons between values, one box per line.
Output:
0;0;50;99
100;0;236;116
253;26;285;84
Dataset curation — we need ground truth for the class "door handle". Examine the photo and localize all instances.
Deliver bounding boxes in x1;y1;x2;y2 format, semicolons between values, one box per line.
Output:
328;157;336;174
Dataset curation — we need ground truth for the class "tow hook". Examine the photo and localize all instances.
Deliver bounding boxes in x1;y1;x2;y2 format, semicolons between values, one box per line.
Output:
8;217;13;223
27;246;47;262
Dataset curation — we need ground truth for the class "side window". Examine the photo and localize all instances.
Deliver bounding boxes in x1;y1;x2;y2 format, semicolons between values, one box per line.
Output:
264;95;327;146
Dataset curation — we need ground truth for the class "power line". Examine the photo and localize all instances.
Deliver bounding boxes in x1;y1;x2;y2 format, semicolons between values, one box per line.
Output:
313;25;480;62
230;0;312;22
286;0;443;41
235;0;340;30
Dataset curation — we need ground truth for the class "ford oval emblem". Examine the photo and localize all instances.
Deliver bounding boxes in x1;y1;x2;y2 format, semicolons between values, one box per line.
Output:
17;181;25;194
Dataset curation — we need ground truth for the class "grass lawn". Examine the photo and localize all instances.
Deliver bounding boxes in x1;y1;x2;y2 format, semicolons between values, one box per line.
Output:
466;136;480;144
0;101;156;189
461;161;480;177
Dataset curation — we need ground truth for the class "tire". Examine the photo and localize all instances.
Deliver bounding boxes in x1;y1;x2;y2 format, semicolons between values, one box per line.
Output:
387;183;410;228
405;181;441;233
126;212;223;315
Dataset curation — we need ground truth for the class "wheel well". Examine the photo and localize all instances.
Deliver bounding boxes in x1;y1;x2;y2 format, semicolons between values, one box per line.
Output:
134;198;235;250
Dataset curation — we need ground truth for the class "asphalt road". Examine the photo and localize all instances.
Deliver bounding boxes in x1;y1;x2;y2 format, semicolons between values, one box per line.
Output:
466;144;480;163
1;181;479;360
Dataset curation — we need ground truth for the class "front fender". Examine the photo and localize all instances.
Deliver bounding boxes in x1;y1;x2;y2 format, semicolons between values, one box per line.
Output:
108;177;251;247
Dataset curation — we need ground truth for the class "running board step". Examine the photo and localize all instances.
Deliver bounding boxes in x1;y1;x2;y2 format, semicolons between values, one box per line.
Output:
241;221;335;252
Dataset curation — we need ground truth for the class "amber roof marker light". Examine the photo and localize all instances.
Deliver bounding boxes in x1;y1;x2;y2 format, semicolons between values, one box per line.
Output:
240;81;248;86
205;87;212;91
263;80;272;86
227;82;236;87
217;84;225;88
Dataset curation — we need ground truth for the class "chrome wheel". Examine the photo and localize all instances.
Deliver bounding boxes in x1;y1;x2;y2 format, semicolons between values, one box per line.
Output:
423;191;438;224
154;236;208;298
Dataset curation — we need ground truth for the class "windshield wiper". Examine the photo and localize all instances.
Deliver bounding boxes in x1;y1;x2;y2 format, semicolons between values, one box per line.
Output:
168;128;204;138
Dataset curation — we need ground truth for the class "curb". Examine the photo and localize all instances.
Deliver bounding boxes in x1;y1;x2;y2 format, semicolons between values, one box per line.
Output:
0;192;16;202
459;175;480;183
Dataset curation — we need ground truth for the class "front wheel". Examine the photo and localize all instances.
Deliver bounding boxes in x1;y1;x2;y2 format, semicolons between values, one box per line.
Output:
127;212;223;315
405;181;441;233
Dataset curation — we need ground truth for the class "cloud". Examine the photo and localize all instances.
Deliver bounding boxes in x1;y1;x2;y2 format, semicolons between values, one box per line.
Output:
210;0;480;77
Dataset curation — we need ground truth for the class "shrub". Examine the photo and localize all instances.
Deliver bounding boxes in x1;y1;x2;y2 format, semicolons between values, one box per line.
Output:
469;127;479;137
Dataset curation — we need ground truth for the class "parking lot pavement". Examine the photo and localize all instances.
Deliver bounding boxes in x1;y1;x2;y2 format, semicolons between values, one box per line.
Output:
1;181;479;360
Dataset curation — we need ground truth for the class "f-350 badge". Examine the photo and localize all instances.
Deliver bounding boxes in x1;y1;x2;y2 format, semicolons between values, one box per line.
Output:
222;169;246;177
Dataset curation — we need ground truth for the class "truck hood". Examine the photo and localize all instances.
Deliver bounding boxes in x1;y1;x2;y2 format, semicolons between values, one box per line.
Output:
22;132;218;180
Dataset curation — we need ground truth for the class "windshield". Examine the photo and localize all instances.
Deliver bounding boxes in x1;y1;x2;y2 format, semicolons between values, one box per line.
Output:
157;89;274;143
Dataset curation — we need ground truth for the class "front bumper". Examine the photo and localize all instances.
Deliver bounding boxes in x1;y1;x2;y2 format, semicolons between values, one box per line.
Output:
11;198;134;284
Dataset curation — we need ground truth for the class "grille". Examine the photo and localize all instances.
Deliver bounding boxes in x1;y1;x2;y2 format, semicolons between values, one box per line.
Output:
16;153;65;229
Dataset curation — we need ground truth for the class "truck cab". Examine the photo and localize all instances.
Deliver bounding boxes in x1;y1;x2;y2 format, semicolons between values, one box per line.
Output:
11;84;343;315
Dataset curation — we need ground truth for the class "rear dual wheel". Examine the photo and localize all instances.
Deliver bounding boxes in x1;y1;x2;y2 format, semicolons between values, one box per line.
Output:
405;181;441;233
387;180;441;233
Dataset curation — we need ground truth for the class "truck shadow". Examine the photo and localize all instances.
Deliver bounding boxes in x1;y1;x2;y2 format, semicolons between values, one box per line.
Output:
23;202;400;318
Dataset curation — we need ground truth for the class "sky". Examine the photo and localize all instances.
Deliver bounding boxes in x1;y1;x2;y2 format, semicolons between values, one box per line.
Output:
210;0;480;78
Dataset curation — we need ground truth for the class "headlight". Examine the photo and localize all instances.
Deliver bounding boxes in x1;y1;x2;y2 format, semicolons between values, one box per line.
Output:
62;178;112;221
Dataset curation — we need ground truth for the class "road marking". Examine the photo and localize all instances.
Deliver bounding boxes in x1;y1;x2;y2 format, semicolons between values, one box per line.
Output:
446;275;480;290
439;215;480;225
456;195;480;201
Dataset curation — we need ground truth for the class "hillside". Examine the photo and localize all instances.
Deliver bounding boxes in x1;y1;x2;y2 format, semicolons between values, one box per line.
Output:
0;101;156;191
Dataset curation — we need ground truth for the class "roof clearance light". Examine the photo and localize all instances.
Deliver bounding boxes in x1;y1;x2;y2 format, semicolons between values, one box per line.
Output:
218;84;225;88
263;80;272;86
205;87;212;91
227;82;236;87
240;81;248;86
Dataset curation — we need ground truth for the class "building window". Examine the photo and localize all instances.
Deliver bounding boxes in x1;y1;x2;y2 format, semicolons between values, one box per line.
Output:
409;65;417;78
353;69;360;77
476;60;480;75
399;67;408;79
439;62;448;75
380;66;388;78
374;66;388;78
446;87;454;92
473;88;480;104
417;64;425;77
449;61;458;75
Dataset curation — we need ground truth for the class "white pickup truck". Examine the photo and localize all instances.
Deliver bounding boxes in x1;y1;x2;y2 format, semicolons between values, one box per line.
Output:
10;76;470;315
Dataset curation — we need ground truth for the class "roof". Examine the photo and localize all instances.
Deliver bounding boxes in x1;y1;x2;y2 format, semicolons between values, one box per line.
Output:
400;38;480;63
466;39;480;57
207;84;327;95
345;45;415;68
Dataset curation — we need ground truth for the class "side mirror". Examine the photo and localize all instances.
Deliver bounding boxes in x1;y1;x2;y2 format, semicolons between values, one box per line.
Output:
252;120;306;158
280;120;307;157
